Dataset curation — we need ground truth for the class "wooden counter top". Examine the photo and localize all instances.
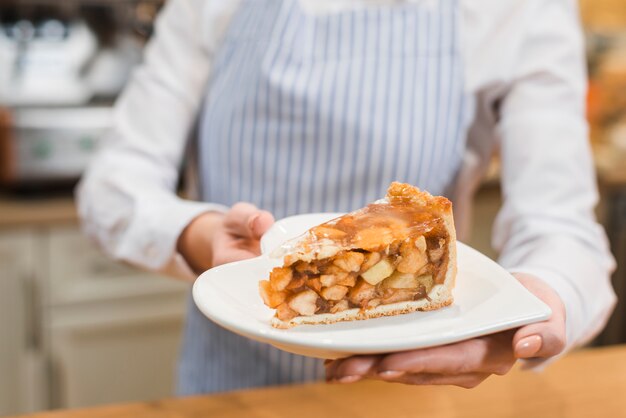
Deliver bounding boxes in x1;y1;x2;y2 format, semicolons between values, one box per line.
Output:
12;345;626;418
0;195;77;229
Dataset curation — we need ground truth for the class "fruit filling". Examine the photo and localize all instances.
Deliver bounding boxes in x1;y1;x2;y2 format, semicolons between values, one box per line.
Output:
259;233;449;321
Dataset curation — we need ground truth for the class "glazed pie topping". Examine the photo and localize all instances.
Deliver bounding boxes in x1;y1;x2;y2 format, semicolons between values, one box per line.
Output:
260;184;451;321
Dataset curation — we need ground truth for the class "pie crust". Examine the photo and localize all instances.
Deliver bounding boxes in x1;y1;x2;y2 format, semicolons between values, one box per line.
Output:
259;182;457;328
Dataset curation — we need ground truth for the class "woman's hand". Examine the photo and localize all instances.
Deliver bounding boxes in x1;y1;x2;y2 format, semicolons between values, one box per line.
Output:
325;273;566;388
177;203;275;274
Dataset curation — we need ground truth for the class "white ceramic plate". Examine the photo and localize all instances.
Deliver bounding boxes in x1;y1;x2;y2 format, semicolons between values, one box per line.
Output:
193;213;552;359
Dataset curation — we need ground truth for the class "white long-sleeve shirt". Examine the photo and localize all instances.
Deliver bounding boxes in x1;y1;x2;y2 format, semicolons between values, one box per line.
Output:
77;0;616;361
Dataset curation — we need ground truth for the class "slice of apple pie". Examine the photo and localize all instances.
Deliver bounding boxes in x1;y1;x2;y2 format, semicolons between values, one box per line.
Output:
259;182;457;328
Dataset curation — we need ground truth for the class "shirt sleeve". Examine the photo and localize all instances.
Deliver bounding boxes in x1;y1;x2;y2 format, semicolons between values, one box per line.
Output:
493;0;617;353
76;0;228;280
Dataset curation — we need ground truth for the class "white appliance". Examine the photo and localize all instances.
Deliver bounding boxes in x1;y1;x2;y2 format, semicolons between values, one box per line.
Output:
0;107;113;184
0;20;97;106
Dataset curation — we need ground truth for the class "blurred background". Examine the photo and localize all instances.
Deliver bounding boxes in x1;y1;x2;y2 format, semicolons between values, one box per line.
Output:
0;0;625;415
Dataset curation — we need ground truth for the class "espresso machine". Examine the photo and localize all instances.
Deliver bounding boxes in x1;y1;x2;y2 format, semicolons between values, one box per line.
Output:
0;0;162;189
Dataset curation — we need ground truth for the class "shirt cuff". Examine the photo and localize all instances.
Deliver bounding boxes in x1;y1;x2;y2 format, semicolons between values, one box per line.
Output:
116;197;228;272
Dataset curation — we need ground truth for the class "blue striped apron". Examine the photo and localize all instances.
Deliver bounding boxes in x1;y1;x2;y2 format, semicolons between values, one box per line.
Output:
179;0;470;394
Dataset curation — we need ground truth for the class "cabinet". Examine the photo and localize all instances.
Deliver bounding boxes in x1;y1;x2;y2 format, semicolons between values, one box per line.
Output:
0;231;45;415
0;225;188;415
49;304;185;408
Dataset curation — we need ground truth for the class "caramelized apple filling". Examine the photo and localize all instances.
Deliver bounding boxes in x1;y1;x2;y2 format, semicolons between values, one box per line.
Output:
259;233;449;322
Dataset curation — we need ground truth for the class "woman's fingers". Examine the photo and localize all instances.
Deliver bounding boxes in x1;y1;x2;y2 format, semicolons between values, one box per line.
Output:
211;229;266;266
326;332;515;381
212;245;259;266
512;305;565;359
249;210;275;238
376;332;515;377
381;372;491;389
327;333;515;383
187;202;275;269
326;355;380;382
512;312;566;359
224;202;274;239
327;356;492;388
326;274;568;389
512;274;567;359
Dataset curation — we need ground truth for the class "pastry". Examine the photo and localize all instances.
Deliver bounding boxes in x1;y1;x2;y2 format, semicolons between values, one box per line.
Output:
259;182;456;328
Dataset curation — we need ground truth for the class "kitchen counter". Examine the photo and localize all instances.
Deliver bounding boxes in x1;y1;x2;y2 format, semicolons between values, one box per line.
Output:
0;195;77;228
11;345;626;418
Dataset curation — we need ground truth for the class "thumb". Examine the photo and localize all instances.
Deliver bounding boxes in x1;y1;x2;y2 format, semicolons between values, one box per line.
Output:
225;202;274;239
512;273;567;359
248;210;275;239
513;320;566;360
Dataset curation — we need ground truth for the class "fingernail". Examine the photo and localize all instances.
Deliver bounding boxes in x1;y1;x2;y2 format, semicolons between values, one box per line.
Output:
248;214;260;231
515;335;542;358
337;375;362;384
378;370;405;379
